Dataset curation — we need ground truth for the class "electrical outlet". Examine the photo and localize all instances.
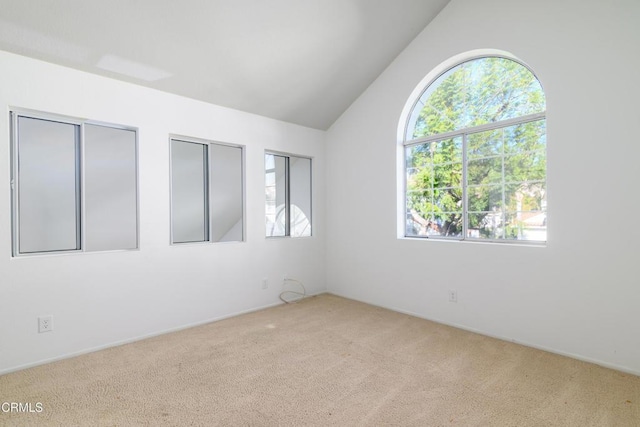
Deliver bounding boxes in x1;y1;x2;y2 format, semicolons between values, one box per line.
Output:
38;315;53;333
262;278;268;290
448;290;457;303
283;273;289;281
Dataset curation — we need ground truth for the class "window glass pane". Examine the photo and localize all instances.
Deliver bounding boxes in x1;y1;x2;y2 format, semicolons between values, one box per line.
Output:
17;117;78;253
406;191;429;236
504;183;546;213
467;184;503;212
289;156;311;237
84;124;137;251
171;140;208;243
467;182;546;242
504;151;546;184
433;162;463;188
210;144;243;242
465;121;546;242
407;57;545;140
468;128;503;159
405;145;431;188
467;212;505;240
432;212;463;237
433;137;463;160
406;137;463;237
406;190;431;210
406;144;430;170
265;154;287;237
505;211;546;241
504;120;546;155
467;157;503;185
407;212;436;237
406;212;427;237
433;187;463;212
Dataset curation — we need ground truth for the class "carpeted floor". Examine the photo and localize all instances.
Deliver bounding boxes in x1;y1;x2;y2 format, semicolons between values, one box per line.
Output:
1;293;639;426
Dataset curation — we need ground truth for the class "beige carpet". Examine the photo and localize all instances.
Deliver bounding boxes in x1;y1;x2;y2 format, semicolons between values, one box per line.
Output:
1;294;639;426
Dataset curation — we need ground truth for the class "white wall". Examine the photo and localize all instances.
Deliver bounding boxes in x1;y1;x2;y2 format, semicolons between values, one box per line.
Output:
3;0;640;377
0;50;326;374
326;0;640;374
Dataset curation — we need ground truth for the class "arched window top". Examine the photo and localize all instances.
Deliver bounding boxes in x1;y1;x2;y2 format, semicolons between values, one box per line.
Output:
406;56;545;141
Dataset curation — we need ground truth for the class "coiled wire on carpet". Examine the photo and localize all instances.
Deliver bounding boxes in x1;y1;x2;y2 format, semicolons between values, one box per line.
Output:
279;277;306;304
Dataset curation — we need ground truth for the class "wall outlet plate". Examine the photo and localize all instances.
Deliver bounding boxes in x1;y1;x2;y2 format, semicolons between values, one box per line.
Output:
38;315;53;333
448;290;458;303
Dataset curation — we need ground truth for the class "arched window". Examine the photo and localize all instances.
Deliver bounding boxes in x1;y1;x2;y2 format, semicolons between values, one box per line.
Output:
404;56;546;242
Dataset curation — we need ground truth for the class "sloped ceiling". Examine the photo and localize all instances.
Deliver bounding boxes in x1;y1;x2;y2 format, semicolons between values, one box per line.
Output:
0;0;450;129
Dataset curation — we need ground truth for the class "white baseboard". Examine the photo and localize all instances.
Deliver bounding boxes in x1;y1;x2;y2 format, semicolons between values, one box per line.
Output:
1;299;285;376
326;291;640;377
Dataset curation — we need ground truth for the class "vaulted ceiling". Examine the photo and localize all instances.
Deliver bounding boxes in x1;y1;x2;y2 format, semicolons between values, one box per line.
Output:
0;0;450;129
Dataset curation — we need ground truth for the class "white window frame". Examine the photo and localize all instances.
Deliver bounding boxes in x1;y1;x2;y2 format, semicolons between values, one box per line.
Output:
265;151;313;238
169;135;245;245
10;109;140;256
